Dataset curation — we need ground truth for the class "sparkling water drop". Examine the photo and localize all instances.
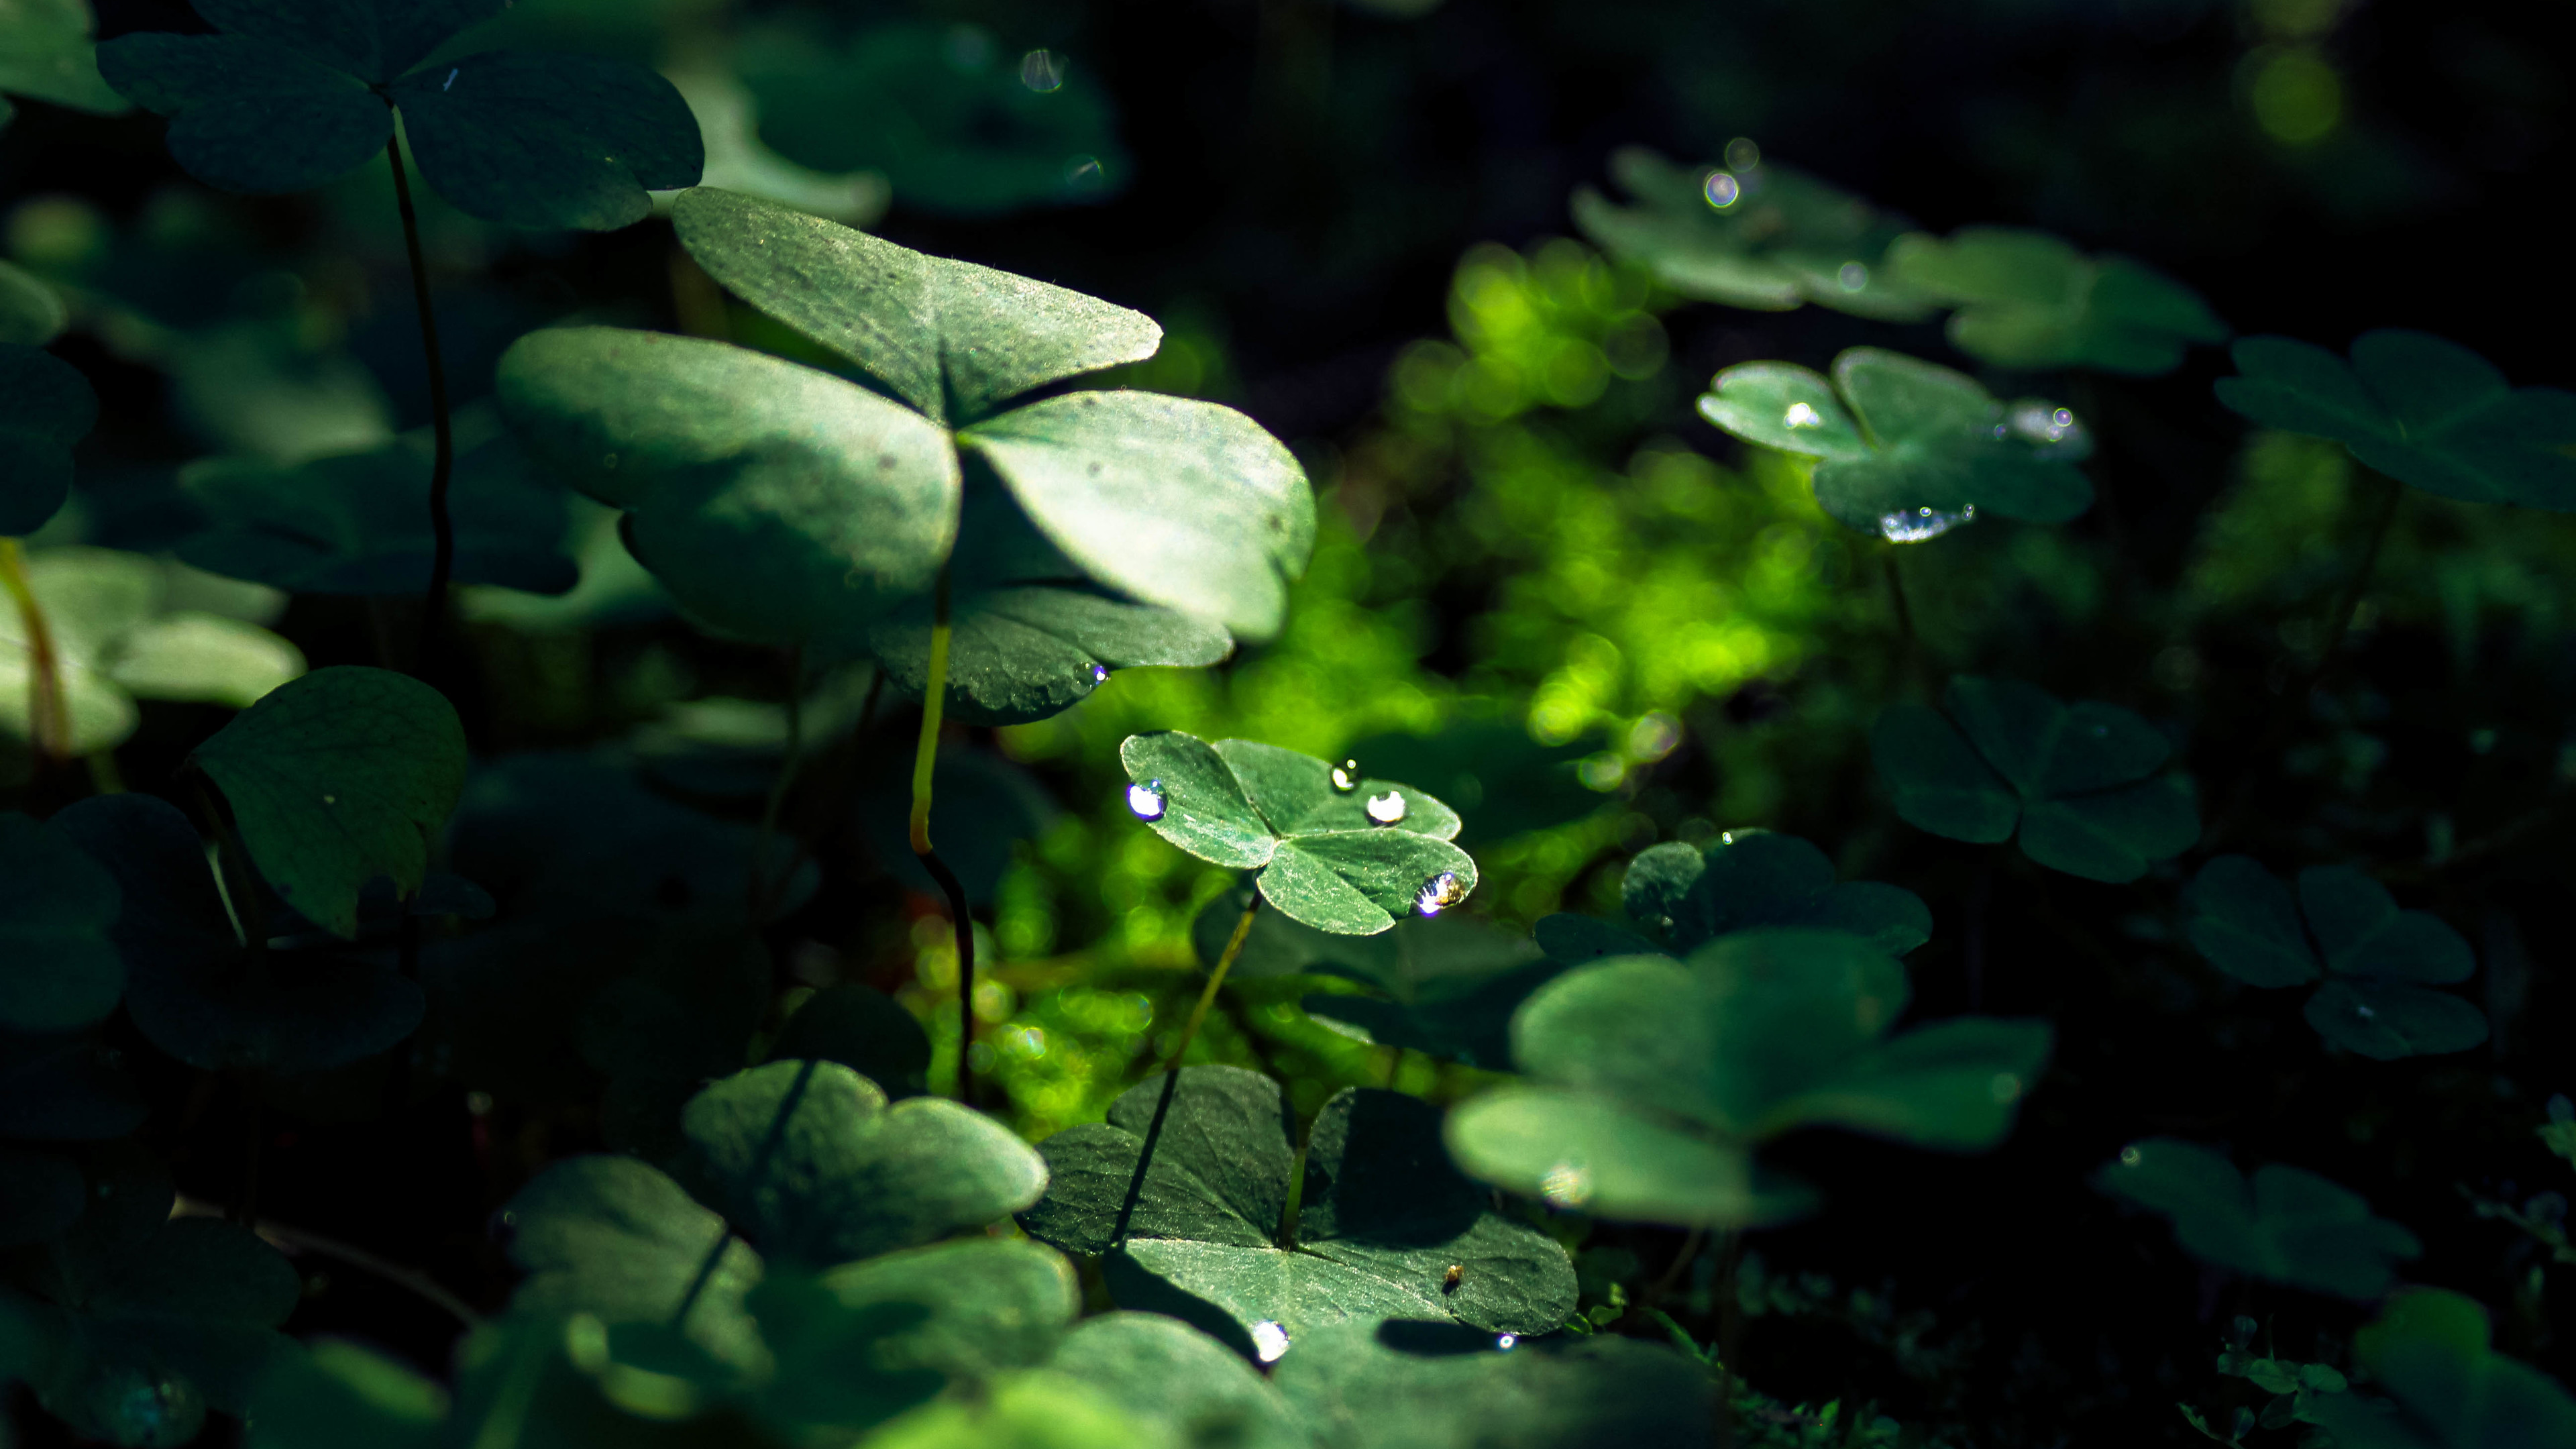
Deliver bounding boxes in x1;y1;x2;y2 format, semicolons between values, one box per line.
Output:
1783;401;1822;429
2355;1004;2377;1019
1876;504;1976;543
1724;136;1762;172
1496;1333;1519;1351
1330;758;1361;793
1366;790;1409;825
1540;1161;1594;1208
1837;261;1868;290
1250;1320;1292;1363
1127;781;1167;822
1414;871;1467;916
1089;663;1110;684
1703;170;1741;208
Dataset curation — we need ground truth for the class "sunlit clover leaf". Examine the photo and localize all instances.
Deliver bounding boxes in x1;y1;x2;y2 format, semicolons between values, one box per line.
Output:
1121;733;1477;936
0;259;69;345
1445;929;2053;1230
0;343;97;535
1871;675;2198;882
1883;227;2228;376
1018;1067;1575;1356
496;324;959;651
2095;1138;2420;1301
1698;348;2094;538
503;1153;769;1376
0;0;126;131
1042;1313;1306;1449
1571;147;1936;321
1615;829;1931;957
50;793;424;1073
0;812;121;1033
679;1059;1048;1269
192;665;468;938
2;547;306;760
1270;1320;1715;1449
176;434;576;596
2213;331;2576;511
2185;856;2486;1059
2306;1288;2576;1449
98;2;703;229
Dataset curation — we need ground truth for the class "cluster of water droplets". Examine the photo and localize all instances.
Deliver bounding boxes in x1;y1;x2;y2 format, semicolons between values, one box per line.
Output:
1877;504;1976;543
1991;400;2087;454
1782;400;1825;429
1126;780;1166;822
1330;758;1361;793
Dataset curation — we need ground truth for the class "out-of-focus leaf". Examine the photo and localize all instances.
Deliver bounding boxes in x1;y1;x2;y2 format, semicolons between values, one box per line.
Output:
0;343;97;534
1885;227;2227;375
2096;1138;2420;1301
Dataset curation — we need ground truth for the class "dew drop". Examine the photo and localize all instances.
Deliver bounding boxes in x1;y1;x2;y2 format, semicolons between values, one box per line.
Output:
2119;1146;2143;1167
1703;170;1741;209
1876;504;1976;543
1496;1333;1519;1351
1250;1320;1292;1363
1837;262;1868;291
1330;759;1361;793
1414;871;1467;916
1783;401;1822;429
1089;663;1110;685
2355;1004;2377;1020
1127;781;1167;822
1366;791;1408;825
1989;1072;2022;1104
1540;1161;1594;1208
322;794;337;805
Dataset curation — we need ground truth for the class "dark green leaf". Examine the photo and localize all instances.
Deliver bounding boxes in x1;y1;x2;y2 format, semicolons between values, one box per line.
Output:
1297;915;1564;1069
0;1029;146;1140
670;186;1161;425
0;1144;85;1246
2214;331;2576;510
679;1059;1046;1267
0;0;127;118
2304;982;2489;1060
2182;857;2483;1057
1618;829;1931;956
790;1238;1075;1382
1699;348;2093;536
0;259;68;345
245;1339;448;1449
176;434;575;596
1269;1318;1715;1449
387;52;702;231
867;585;1231;726
0;343;98;535
191;665;468;938
2308;1288;2576;1449
503;1154;767;1374
767;985;932;1099
496;325;959;649
98;33;390;193
2296;867;2474;983
1044;1312;1306;1449
0;812;122;1032
2186;855;2323;987
2096;1138;2420;1300
858;747;1059;907
1884;227;2228;375
191;0;506;85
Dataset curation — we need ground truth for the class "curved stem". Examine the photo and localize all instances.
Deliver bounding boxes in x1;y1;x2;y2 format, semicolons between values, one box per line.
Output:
174;1195;483;1328
1110;892;1263;1246
906;568;977;1104
385;133;455;674
0;538;70;761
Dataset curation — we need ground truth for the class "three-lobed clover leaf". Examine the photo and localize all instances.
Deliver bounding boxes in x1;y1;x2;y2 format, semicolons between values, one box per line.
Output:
2184;856;2486;1060
1044;1312;1305;1449
2094;1138;2420;1301
98;0;703;229
0;0;127;132
50;793;425;1075
1571;147;1936;321
1122;732;1478;936
1270;1320;1715;1449
1601;828;1933;959
1019;1067;1576;1358
2306;1288;2576;1449
175;433;576;598
1883;227;2229;376
1698;347;2094;540
1872;675;2198;883
2212;330;2576;511
1445;928;2053;1229
0;812;120;1034
0;342;97;535
191;665;468;939
1;547;306;761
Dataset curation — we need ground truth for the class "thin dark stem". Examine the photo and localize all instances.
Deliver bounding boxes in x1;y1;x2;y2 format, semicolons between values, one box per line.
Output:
174;1195;482;1327
1649;1226;1705;1304
1111;894;1263;1246
191;777;268;977
1882;547;1919;692
385;133;455;675
923;851;976;1106
672;1059;818;1328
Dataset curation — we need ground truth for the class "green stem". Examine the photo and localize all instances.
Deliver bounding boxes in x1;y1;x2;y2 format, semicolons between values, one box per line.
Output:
905;569;977;1106
749;647;806;918
191;777;268;981
174;1194;484;1326
0;537;70;762
385;132;455;675
1110;892;1263;1246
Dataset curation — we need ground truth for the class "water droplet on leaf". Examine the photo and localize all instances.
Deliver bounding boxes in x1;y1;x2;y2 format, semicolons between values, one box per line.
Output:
1540;1161;1594;1208
1496;1333;1519;1351
1414;871;1467;916
1250;1320;1292;1363
1783;401;1821;428
1127;781;1167;822
1837;262;1868;290
1703;171;1741;208
1089;663;1110;685
1366;790;1408;825
1876;504;1975;543
1330;759;1361;793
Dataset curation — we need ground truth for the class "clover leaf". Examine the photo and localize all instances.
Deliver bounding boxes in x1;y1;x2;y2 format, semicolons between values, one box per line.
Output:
2184;857;2486;1059
50;793;425;1075
1572;147;1936;321
1698;348;2094;539
1883;227;2228;376
0;812;121;1034
175;434;576;597
1446;928;2053;1229
0;343;97;535
190;665;466;939
1019;1066;1575;1356
2095;1138;2420;1301
1122;733;1478;935
2306;1288;2576;1449
0;259;68;345
1609;828;1931;957
1872;675;2198;882
1044;1313;1306;1449
1270;1319;1715;1449
2212;331;2576;511
0;0;126;132
502;1153;768;1374
0;1030;145;1141
98;1;702;229
1;547;305;761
